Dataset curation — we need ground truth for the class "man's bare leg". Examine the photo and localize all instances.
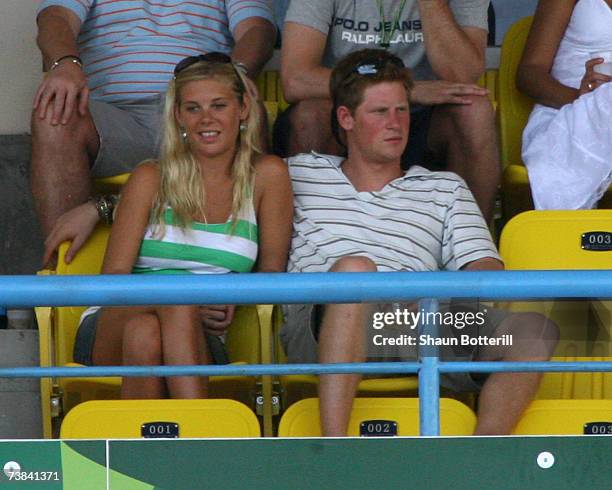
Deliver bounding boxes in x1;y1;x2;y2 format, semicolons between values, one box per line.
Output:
286;98;343;157
428;96;500;222
474;312;558;435
318;256;377;436
30;109;99;237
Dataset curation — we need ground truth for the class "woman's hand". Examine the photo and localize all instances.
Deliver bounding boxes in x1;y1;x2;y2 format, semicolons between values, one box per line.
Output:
199;305;236;336
43;200;100;267
579;58;612;96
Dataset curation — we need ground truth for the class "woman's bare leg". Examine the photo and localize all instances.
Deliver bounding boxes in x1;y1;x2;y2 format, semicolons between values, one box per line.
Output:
121;312;167;399
157;305;211;398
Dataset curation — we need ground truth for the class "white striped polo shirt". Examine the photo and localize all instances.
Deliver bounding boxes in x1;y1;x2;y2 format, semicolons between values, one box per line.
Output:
38;0;274;102
132;204;258;275
287;152;500;273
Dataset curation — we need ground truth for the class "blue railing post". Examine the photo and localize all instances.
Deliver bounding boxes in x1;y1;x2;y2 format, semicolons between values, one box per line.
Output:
418;298;440;436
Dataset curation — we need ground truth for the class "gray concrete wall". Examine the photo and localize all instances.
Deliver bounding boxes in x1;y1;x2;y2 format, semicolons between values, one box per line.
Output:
0;134;43;276
0;330;42;438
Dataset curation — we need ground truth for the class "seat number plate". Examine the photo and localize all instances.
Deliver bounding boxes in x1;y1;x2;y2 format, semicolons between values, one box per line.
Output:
359;420;398;437
583;422;612;435
141;422;179;438
581;232;612;251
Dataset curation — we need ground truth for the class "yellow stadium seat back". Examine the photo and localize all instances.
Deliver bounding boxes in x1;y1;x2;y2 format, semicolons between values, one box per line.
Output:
93;172;130;193
513;400;612;435
278;398;476;437
499;210;612;358
497;16;534;222
500;210;612;270
536;357;612;400
60;399;260;439
272;307;419;410
498;16;534;171
55;225;112;365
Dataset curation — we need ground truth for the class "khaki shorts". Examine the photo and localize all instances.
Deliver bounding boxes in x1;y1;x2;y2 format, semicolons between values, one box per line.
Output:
89;94;164;177
280;301;509;393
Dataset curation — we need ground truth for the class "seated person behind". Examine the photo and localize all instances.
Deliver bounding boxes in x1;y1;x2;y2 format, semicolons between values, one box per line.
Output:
72;55;292;399
518;0;612;209
32;1;276;242
281;48;558;436
276;0;499;221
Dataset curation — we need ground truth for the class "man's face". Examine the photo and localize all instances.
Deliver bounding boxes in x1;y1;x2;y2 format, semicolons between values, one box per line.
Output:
340;81;410;165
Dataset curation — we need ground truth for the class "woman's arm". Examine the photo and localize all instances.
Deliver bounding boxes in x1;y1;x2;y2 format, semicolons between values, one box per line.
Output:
253;155;293;273
517;0;578;108
101;162;159;274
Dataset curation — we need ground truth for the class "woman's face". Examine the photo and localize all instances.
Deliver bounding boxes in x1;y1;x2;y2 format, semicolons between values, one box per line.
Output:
175;78;249;161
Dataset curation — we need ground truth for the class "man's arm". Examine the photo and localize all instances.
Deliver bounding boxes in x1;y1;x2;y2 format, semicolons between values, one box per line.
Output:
418;0;487;83
462;257;504;271
280;22;331;103
231;16;277;79
35;6;88;124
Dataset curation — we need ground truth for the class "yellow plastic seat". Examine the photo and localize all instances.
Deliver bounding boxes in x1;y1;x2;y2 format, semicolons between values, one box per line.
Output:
36;225;272;437
278;397;476;437
270;307;419;411
513;400;612;435
499;209;612;358
536;356;612;400
60;399;260;439
93;172;130;193
497;16;535;222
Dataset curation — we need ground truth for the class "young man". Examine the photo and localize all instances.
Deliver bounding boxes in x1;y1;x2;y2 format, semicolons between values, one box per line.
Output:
31;1;276;238
282;49;557;437
277;0;499;221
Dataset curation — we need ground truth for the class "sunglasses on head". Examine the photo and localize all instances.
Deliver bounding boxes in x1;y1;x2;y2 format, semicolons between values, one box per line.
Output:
341;56;405;84
173;52;234;76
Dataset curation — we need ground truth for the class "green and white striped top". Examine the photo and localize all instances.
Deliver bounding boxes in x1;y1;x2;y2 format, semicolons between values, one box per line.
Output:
132;204;258;275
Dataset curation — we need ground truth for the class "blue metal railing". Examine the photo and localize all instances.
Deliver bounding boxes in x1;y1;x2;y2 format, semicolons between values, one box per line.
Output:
1;270;612;436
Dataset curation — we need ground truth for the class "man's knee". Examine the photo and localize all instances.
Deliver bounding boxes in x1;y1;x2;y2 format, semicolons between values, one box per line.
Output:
502;312;559;361
31;108;98;154
445;95;496;137
330;255;377;273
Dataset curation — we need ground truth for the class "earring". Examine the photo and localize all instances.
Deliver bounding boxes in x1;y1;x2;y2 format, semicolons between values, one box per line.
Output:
239;121;247;132
180;127;187;139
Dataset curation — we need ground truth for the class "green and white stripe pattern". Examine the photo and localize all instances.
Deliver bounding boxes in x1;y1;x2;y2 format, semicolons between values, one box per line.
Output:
132;205;258;275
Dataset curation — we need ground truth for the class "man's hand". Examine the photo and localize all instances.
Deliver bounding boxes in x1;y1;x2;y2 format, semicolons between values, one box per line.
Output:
33;62;89;125
410;80;488;106
43;200;100;267
200;305;236;336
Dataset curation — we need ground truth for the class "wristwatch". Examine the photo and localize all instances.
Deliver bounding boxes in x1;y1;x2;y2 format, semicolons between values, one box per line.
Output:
89;195;119;225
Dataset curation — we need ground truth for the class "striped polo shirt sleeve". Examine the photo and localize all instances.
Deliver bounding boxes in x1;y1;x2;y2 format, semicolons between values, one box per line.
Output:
441;176;501;270
226;0;274;34
37;0;92;22
36;1;271;103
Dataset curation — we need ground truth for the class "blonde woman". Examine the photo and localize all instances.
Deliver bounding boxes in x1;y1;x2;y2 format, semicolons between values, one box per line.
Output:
73;54;293;399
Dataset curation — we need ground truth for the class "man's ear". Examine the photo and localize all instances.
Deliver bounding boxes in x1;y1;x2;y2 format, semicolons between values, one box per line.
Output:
336;105;354;132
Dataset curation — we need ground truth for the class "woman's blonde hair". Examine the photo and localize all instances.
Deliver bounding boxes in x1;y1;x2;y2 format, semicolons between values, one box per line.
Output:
151;58;260;234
